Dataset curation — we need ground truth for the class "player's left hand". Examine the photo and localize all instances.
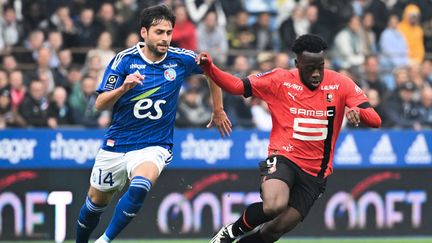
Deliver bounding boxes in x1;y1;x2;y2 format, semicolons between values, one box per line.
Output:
207;109;232;138
346;107;361;127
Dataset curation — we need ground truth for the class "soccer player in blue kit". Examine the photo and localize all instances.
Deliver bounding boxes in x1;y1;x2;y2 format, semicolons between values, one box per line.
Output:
75;5;232;243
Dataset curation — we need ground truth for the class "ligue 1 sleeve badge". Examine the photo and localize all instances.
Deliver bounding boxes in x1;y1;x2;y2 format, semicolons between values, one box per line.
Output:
164;68;176;81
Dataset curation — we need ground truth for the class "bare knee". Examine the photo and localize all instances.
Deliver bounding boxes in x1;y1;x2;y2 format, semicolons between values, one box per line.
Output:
88;186;115;206
262;198;287;217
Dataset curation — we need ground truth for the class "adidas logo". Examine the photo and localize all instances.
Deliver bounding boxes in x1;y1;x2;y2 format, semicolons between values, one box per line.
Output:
370;134;397;164
334;134;362;164
405;134;431;164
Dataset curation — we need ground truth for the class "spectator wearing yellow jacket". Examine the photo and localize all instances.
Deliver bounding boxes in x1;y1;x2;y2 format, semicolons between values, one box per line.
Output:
398;4;425;65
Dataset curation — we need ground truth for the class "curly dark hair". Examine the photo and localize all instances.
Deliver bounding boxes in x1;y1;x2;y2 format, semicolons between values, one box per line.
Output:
291;34;328;54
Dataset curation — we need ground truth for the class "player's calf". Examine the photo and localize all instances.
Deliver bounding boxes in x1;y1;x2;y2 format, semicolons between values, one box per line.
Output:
76;196;107;243
99;176;152;242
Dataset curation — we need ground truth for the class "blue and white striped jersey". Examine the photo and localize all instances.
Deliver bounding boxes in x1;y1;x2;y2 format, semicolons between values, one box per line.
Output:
96;42;203;152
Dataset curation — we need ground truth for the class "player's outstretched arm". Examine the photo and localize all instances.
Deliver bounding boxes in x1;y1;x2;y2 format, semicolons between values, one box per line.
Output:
196;52;244;95
346;105;381;128
206;77;232;137
95;73;144;110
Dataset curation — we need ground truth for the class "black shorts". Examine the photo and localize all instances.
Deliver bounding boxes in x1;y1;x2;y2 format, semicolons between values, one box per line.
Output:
259;155;327;220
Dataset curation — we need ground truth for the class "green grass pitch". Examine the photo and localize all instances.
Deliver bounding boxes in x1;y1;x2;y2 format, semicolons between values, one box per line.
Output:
4;238;432;243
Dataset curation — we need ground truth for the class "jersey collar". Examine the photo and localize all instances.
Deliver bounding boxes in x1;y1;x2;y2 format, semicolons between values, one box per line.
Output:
136;42;167;64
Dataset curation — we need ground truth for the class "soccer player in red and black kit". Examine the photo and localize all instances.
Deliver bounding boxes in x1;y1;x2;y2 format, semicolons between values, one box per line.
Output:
197;34;382;243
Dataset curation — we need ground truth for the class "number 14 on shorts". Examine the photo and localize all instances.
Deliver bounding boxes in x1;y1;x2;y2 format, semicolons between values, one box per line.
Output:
98;168;114;186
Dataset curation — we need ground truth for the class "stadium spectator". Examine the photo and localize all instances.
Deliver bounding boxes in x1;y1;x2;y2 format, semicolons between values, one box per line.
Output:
279;6;308;51
393;67;411;90
359;55;388;99
379;14;409;80
23;29;45;63
124;32;140;48
53;48;73;87
384;81;422;130
226;10;251;49
0;88;25;128
274;52;290;69
172;4;197;51
47;86;74;128
398;4;425;65
43;30;64;68
332;15;367;70
224;55;254;128
18;79;49;127
2;54;18;73
69;75;108;128
409;63;426;91
64;65;82;94
96;2;120;47
0;5;22;52
197;11;228;65
85;31;116;71
75;7;101;47
256;52;275;72
176;86;212;128
84;54;104;83
250;98;272;131
359;12;377;55
21;1;47;37
9;70;26;110
28;47;62;93
251;11;275;51
43;5;77;48
275;0;309;28
352;0;389;40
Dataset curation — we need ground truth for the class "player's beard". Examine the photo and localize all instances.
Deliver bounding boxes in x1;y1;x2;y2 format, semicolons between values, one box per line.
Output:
147;41;168;57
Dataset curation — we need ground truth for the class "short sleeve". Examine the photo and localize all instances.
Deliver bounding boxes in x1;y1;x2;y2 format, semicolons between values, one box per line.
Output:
342;75;369;108
178;49;203;76
96;55;127;93
247;68;282;101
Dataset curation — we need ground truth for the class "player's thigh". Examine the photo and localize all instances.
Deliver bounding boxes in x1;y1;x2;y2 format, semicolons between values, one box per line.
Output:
125;145;173;184
261;206;302;240
90;149;128;199
259;156;294;214
261;179;289;213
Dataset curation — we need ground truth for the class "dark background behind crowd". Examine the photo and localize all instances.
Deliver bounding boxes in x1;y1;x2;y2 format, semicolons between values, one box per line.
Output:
0;0;431;131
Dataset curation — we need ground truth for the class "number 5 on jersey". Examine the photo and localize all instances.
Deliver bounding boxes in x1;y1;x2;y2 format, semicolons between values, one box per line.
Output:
293;118;328;141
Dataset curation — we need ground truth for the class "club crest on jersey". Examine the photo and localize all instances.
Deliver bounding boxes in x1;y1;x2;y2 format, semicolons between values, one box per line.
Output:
164;68;176;81
326;93;333;102
104;74;118;90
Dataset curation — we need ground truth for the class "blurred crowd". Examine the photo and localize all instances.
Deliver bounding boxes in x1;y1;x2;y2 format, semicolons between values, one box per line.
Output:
0;0;431;131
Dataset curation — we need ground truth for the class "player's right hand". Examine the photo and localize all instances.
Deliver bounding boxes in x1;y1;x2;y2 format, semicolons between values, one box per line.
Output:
196;52;213;67
121;73;144;92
